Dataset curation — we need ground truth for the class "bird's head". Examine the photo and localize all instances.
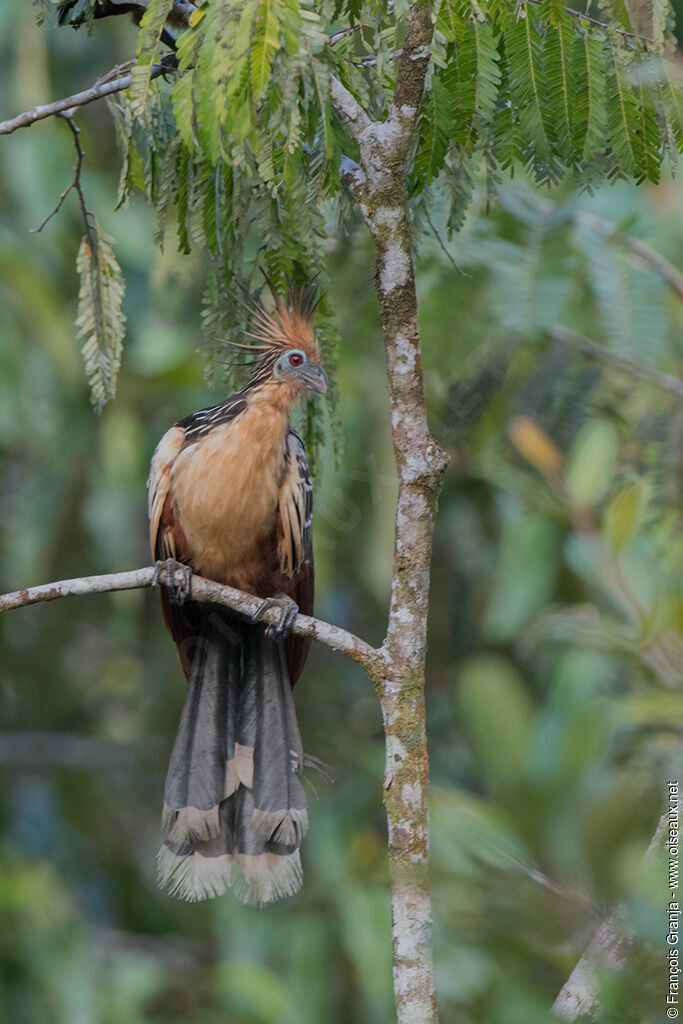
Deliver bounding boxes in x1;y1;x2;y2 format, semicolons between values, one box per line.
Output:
237;281;328;398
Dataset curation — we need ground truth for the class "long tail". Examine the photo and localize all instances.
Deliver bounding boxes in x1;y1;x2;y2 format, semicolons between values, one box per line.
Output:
157;610;308;905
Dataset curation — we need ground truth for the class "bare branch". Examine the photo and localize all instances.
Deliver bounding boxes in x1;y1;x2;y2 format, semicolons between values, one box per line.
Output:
329;73;371;140
340;154;367;199
30;115;96;249
564;4;658;42
553;802;679;1020
0;62;172;136
328;25;360;46
0;565;379;671
575;210;683;301
550;325;683;400
424;208;471;277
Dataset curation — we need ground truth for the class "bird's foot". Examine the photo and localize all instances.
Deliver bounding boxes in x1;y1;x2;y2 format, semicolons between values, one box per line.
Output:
152;559;193;605
251;593;299;638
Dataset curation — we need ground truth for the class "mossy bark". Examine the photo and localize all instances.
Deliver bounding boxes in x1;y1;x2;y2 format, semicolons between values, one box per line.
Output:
332;5;448;1021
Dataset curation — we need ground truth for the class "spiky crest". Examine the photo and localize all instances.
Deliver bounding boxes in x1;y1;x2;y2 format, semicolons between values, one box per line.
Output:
227;280;322;392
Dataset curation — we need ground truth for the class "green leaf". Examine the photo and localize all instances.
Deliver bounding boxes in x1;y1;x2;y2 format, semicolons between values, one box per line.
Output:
251;0;281;100
75;220;126;412
604;482;643;550
481;511;561;641
455;655;535;785
214;962;295;1020
171;73;195;150
202;166;219;252
413;73;452;188
635;75;661;183
309;54;333;163
595;0;634;33
152;135;182;246
175;145;192;254
576;224;668;361
504;12;560;183
572;29;608;164
606;37;644;179
658;58;683;150
436;0;466;43
565;418;620;508
542;13;574;156
447;19;501;153
128;0;175;118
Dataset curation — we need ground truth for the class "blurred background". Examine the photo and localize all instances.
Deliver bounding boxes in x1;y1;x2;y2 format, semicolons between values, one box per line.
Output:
0;4;682;1022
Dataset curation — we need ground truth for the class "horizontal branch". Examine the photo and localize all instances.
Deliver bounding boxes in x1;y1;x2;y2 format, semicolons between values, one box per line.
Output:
575;210;683;301
550;325;683;400
0;63;170;136
0;565;379;670
564;4;658;42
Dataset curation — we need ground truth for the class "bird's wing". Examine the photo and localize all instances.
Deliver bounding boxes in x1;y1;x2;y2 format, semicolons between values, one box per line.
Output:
278;429;314;685
149;397;250;681
148;424;186;560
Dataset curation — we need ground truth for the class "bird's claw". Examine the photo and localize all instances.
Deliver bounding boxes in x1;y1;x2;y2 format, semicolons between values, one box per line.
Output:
251;594;299;638
152;559;192;605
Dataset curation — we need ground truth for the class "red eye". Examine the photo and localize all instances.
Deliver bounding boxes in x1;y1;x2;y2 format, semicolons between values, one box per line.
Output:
289;353;303;367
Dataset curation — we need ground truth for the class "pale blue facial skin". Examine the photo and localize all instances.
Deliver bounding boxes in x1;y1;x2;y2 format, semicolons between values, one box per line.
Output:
274;349;328;395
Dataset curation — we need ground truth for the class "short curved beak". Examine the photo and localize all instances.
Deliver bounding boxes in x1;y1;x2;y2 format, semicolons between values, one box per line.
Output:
302;362;328;395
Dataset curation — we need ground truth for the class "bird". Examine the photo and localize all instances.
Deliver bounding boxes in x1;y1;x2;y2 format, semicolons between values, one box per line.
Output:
147;283;327;904
57;1;196;49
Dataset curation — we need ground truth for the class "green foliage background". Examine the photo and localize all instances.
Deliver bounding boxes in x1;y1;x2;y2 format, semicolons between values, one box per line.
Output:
0;3;682;1023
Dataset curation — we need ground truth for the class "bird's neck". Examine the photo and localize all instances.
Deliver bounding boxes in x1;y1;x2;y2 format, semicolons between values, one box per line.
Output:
246;378;301;419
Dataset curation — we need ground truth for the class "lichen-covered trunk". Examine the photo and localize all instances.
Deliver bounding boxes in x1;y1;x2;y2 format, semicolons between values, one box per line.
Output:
329;6;443;1017
366;178;449;1024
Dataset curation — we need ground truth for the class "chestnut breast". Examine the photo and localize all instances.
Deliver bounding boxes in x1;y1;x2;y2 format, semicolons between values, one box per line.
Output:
170;401;289;583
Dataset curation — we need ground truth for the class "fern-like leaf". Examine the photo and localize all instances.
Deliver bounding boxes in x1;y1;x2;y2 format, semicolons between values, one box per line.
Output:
175;145;192;254
75;220;126;412
413;72;452;188
542;13;575;157
128;0;174;119
658;58;683;150
504;12;560;182
572;28;608;165
606;37;645;179
449;19;501;153
251;0;281;100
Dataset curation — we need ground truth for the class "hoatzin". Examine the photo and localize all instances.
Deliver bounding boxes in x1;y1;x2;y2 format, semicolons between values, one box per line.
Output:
147;286;327;904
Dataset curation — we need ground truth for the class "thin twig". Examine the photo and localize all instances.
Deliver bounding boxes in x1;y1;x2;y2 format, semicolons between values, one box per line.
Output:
0;565;380;671
65;117;96;248
550;325;683;401
328;25;361;46
565;5;657;43
95;60;136;85
424;209;471;277
0;62;170;136
30;115;94;243
340;47;403;69
575;210;683;301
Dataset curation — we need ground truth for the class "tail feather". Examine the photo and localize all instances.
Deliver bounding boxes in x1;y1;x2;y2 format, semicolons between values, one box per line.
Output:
158;610;308;905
